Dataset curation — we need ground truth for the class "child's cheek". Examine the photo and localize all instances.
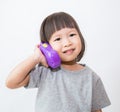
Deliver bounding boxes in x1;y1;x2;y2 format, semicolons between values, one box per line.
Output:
53;47;61;56
49;41;61;54
53;46;60;54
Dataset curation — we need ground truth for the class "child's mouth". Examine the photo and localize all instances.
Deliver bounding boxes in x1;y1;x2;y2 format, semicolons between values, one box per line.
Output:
63;49;75;54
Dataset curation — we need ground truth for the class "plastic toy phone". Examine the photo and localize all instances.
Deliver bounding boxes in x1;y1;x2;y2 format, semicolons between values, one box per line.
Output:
39;42;61;68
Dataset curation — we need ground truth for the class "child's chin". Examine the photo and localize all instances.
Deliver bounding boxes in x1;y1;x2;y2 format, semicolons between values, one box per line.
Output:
61;60;76;65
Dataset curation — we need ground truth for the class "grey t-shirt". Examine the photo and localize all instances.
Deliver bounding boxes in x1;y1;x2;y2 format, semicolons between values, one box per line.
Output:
25;65;111;112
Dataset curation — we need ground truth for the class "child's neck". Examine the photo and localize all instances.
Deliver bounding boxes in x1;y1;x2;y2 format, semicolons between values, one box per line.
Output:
61;60;76;65
61;61;84;71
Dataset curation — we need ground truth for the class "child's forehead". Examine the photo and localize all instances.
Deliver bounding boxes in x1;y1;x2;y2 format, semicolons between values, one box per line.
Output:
49;17;76;30
52;28;78;36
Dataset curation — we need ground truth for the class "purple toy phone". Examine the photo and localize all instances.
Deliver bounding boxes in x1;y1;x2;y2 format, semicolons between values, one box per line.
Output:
40;42;61;68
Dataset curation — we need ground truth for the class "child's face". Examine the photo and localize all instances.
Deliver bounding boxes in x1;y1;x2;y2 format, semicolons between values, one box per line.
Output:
49;28;82;63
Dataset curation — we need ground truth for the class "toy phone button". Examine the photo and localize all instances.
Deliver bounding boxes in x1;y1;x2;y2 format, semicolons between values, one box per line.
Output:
42;43;48;48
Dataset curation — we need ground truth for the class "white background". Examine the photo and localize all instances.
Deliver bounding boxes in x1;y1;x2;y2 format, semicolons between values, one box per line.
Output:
0;0;120;112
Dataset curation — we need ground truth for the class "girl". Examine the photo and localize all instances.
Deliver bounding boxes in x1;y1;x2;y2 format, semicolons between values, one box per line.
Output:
6;12;111;112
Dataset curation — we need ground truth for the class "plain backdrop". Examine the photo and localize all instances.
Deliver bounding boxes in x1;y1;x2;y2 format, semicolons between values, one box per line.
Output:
0;0;120;112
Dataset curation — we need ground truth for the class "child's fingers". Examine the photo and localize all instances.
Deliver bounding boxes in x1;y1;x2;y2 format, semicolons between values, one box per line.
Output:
34;44;48;67
36;44;40;48
40;57;48;67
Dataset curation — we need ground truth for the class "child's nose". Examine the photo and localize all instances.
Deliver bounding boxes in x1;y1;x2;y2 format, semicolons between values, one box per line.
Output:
63;38;72;47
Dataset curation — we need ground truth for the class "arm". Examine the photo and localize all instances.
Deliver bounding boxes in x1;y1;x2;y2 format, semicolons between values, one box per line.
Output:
6;45;48;89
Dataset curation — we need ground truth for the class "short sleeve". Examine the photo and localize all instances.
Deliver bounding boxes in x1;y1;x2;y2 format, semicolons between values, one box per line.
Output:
25;65;47;88
92;75;111;111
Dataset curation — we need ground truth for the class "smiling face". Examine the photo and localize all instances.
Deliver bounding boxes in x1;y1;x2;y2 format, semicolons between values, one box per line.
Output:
49;28;82;63
40;12;85;62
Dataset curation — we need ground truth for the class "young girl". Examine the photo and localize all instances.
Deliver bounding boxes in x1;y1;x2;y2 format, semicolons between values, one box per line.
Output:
6;12;111;112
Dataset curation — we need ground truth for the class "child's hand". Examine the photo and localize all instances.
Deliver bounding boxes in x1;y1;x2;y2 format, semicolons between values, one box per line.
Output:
33;44;48;67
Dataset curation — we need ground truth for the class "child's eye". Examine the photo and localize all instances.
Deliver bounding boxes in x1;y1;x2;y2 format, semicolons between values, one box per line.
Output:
54;37;61;41
69;33;76;37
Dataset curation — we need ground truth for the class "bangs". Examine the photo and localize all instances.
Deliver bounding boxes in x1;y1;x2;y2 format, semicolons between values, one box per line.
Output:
51;15;75;31
43;12;76;41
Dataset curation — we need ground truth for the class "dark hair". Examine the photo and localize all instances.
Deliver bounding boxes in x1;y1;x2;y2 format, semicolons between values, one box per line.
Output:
40;12;85;61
